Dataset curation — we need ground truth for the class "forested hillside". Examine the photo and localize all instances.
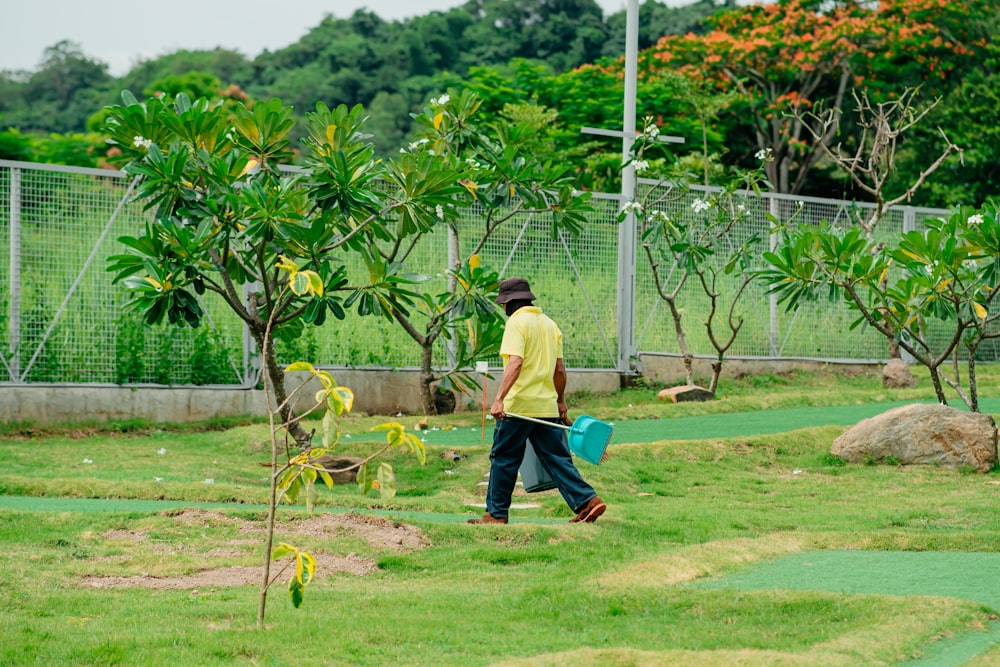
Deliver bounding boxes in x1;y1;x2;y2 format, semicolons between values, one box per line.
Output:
0;0;726;150
1;0;997;206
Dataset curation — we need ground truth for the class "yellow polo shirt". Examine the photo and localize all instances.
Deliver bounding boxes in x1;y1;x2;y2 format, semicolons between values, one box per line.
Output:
499;306;563;417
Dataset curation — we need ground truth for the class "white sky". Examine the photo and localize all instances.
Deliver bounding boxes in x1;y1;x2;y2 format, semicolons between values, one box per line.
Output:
0;0;667;76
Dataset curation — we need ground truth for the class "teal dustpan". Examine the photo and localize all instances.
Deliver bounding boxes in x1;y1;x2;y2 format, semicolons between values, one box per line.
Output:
506;413;612;465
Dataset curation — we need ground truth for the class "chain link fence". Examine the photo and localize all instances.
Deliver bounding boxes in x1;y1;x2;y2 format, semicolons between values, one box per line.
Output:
1;159;959;387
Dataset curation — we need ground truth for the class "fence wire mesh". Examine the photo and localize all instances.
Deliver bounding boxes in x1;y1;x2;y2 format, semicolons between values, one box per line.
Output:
1;162;247;386
632;181;958;362
1;160;959;387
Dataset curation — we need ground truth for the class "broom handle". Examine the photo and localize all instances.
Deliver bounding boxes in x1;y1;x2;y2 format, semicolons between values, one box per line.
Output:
504;412;572;431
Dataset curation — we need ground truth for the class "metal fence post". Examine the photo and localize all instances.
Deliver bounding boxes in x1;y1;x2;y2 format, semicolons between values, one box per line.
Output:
768;195;779;356
902;207;917;234
243;282;260;386
8;166;21;382
446;227;459;368
901;207;917;365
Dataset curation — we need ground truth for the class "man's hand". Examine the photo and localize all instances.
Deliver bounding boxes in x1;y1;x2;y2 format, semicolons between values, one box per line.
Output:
558;400;571;425
491;398;506;420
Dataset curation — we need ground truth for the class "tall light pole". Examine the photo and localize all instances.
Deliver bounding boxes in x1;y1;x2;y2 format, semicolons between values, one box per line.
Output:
581;0;681;375
616;0;640;376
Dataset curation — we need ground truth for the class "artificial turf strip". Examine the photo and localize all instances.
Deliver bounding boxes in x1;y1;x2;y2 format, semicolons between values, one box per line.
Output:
695;550;1000;666
0;495;561;524
348;397;1000;448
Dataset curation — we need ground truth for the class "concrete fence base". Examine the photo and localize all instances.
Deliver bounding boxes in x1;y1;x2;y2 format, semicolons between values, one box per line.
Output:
0;368;623;425
638;353;879;385
0;358;881;425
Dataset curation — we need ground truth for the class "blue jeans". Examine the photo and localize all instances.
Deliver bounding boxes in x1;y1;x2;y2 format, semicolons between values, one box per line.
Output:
486;417;598;520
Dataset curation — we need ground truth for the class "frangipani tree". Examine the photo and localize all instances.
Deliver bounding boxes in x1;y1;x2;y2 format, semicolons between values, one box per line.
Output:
375;89;592;412
761;201;1000;411
104;92;464;444
625;116;771;393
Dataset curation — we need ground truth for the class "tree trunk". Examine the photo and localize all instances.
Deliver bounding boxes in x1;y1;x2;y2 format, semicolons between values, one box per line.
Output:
258;406;281;628
709;361;722;394
927;364;949;406
419;342;438;415
665;296;695;386
254;328;313;448
968;343;980;413
682;353;695;387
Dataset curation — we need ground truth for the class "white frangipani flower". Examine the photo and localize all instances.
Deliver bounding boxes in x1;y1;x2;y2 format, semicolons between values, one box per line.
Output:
633;159;649;172
755;147;773;161
969;214;985;225
132;136;152;149
691;198;711;213
431;93;450;106
622;200;643;215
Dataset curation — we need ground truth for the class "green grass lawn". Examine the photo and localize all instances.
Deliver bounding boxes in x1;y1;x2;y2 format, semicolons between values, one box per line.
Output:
1;365;999;666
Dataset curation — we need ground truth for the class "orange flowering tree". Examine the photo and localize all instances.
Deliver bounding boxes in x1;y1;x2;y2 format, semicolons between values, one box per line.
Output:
641;0;990;194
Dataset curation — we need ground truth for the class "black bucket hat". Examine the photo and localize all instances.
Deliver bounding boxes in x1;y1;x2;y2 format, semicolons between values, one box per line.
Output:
496;277;536;304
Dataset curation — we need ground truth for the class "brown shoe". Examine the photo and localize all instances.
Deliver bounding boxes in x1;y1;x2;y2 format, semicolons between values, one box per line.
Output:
570;496;606;523
468;512;508;525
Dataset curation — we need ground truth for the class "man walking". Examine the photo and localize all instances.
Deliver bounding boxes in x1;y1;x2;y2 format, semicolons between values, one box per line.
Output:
469;277;606;525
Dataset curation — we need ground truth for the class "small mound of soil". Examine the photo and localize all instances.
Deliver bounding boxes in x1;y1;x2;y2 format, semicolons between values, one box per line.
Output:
162;508;244;527
86;510;426;589
278;512;429;551
82;552;378;589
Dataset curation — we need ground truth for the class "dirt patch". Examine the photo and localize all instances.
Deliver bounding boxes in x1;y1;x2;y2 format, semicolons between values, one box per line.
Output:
104;510;428;552
274;512;430;551
162;507;245;527
155;508;429;552
81;552;378;589
103;528;148;541
87;511;426;589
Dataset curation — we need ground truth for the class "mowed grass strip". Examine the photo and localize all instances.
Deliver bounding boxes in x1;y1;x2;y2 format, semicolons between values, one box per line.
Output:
0;366;999;665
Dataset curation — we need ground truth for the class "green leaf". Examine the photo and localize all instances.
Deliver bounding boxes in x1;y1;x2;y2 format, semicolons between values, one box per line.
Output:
322;409;337;447
299;551;316;586
357;462;372;495
288;577;304;608
285;361;315;373
271;543;295;560
376;462;397;501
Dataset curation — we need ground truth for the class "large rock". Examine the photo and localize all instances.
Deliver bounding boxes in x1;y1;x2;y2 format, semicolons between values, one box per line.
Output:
831;403;997;472
882;358;917;389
